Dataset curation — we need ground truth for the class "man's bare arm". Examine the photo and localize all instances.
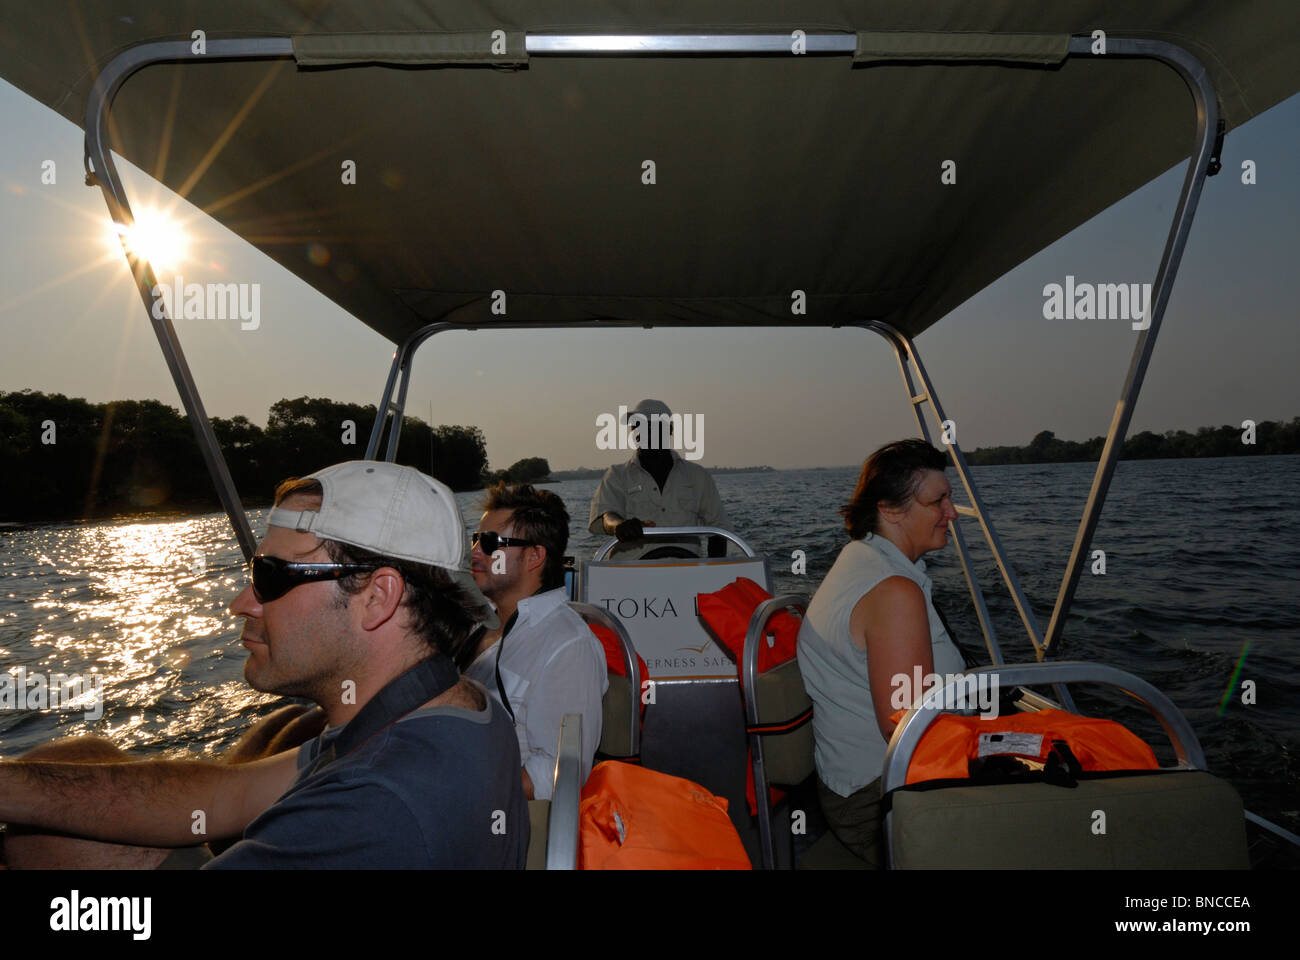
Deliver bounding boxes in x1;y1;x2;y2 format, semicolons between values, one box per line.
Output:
0;750;299;845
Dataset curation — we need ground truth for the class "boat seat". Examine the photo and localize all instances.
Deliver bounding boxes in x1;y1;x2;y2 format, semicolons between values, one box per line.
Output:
568;602;642;760
738;593;815;869
882;662;1251;869
890;771;1249;868
754;657;815;788
601;673;638;757
524;800;550;870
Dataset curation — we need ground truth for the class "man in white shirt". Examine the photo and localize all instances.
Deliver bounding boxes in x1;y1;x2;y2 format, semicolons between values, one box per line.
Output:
465;483;607;800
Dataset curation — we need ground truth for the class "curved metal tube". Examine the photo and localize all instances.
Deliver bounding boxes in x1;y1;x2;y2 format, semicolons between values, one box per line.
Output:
1042;38;1221;657
880;660;1208;799
742;594;810;727
591;526;758;561
742;594;810;870
83;35;1219;636
569;600;641;757
545;713;583;869
85;39;296;560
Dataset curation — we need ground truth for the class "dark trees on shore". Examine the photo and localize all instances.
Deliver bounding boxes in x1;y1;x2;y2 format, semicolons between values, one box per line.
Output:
4;388;1298;521
0;391;493;521
963;421;1299;465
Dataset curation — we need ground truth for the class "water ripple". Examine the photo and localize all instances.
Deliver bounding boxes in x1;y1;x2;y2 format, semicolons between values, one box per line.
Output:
1;456;1296;834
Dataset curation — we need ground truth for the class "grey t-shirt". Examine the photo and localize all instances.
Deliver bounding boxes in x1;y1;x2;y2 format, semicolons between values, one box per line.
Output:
205;693;528;869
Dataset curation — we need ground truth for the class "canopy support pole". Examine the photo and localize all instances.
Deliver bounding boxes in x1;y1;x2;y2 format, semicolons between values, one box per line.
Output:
863;323;1008;668
84;38;295;561
865;321;1076;708
1040;38;1222;658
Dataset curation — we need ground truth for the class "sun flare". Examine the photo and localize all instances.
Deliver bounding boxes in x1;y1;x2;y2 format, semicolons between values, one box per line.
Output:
109;206;190;271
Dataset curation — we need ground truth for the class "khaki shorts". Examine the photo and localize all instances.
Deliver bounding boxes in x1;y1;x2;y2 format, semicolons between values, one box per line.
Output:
816;776;884;869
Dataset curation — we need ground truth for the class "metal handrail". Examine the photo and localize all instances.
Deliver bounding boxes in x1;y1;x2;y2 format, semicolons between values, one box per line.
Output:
545;713;583;870
591;526;758;561
880;661;1208;799
741;594;811;870
742;595;811;725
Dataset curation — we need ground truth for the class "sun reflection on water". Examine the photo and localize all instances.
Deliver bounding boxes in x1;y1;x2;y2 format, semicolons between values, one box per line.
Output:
0;511;278;758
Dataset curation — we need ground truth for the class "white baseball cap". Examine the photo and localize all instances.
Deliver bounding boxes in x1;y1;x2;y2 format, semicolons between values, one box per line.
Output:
267;460;498;628
626;398;671;422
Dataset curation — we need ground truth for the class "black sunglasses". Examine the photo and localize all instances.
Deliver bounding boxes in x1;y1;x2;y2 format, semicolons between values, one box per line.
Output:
471;531;536;553
249;555;380;603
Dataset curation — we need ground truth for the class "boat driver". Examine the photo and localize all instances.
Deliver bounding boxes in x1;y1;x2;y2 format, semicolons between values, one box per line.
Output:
588;398;729;556
463;482;607;800
0;461;528;868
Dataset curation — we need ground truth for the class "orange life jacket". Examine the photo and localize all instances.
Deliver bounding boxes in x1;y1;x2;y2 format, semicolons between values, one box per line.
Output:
696;577;807;815
894;707;1159;785
696;577;800;678
579;761;751;869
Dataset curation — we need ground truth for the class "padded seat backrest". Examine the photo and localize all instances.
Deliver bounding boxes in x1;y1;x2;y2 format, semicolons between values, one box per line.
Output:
570;601;642;759
525;799;551;870
600;673;636;757
754;657;814;786
890;771;1249;868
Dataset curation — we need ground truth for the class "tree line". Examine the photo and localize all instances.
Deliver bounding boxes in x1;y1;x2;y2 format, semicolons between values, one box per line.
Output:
964;421;1300;465
0;391;548;522
5;389;1295;521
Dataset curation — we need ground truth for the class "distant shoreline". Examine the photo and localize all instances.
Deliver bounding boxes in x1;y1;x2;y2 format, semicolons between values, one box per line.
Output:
5;454;1297;526
546;464;776;481
4;387;1294;523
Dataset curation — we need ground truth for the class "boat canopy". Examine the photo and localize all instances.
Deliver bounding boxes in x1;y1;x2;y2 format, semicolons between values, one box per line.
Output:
3;1;1298;344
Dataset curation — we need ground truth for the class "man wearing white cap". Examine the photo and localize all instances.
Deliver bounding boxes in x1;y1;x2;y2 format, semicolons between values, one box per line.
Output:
588;399;729;554
0;461;528;869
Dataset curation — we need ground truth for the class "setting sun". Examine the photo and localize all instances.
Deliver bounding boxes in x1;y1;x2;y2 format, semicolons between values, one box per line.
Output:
110;206;190;271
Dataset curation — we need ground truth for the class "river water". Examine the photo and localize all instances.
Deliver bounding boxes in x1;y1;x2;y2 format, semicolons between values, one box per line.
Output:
2;456;1296;836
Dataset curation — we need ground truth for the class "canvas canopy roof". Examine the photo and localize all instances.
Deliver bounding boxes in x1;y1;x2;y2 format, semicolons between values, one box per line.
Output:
2;1;1298;343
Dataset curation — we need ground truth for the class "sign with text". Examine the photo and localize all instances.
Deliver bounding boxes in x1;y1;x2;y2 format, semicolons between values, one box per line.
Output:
581;557;771;679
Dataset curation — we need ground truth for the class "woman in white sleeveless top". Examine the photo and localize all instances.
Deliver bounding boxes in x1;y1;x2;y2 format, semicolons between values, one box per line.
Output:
797;439;965;867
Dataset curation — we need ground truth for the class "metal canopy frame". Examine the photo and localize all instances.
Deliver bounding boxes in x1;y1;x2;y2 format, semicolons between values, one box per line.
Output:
85;31;1219;672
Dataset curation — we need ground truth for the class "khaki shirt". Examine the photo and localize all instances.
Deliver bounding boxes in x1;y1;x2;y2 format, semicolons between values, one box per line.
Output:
587;452;729;536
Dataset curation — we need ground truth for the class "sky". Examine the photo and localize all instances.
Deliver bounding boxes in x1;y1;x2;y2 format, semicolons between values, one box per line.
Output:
1;78;1297;473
